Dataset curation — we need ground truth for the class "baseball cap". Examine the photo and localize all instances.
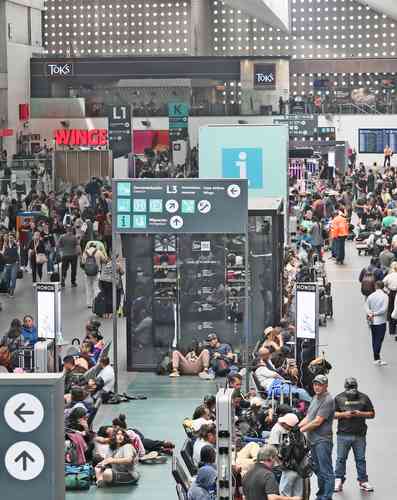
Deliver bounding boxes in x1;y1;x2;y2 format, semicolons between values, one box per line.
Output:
278;413;299;428
344;377;358;389
313;374;328;385
207;333;217;341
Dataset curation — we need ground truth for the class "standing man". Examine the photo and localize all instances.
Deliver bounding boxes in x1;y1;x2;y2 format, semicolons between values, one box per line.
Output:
384;145;393;169
365;281;388;366
331;209;349;265
58;226;80;288
334;378;375;493
1;232;19;297
299;375;335;500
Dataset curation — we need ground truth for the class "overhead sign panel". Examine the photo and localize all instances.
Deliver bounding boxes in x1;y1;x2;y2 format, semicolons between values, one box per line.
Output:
274;114;318;137
113;178;248;234
107;105;132;159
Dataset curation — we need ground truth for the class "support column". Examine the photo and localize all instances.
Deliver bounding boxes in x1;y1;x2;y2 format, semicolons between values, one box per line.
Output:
190;0;211;56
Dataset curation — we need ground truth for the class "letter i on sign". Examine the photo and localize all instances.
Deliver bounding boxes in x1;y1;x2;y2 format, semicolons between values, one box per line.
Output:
235;152;248;185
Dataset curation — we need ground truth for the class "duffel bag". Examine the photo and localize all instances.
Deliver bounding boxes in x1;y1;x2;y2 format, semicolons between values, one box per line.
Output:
65;472;91;490
65;464;93;490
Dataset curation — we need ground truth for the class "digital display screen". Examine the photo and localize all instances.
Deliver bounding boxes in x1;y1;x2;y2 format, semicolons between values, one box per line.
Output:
359;128;397;154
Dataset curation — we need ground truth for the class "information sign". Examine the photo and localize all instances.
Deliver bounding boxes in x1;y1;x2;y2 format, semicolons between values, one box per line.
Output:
113;179;248;234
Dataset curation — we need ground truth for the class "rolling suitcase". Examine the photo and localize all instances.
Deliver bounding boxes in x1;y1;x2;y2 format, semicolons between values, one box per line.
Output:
34;340;55;372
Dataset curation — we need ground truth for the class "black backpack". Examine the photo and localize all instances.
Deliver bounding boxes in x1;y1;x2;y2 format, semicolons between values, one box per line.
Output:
279;427;311;478
84;250;99;276
361;272;375;297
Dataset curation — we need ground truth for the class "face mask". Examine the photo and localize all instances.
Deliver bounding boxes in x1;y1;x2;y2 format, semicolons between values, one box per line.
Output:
345;388;358;400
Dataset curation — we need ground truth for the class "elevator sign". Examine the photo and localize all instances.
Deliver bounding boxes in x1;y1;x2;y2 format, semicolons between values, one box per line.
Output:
113;178;248;234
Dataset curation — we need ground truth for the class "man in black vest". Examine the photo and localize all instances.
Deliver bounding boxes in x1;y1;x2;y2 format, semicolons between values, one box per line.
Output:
334;378;375;493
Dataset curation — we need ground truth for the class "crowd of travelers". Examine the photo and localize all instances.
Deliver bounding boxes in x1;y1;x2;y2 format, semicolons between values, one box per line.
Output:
61;318;176;489
0;145;391;498
0;168;125;317
175;157;393;500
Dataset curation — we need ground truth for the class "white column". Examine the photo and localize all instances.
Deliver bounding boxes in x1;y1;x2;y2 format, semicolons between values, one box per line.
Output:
190;0;211;56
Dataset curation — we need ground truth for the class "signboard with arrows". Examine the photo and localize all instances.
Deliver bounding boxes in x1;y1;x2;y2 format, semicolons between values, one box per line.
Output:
0;374;65;500
113;178;248;234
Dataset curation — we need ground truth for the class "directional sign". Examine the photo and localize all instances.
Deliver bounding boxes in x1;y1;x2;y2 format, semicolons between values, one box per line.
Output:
5;442;45;481
107;105;132;159
113;179;248;234
274;114;318;138
4;393;44;432
168;102;189;142
0;374;65;500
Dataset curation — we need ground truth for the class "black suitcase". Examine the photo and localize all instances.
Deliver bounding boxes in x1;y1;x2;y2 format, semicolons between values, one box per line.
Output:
93;292;106;317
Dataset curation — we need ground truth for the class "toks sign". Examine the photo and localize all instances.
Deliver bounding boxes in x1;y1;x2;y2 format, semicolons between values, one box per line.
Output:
253;63;276;89
46;62;74;77
54;129;108;147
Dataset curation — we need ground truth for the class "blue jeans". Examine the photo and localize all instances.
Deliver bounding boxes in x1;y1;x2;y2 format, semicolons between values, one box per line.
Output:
335;434;368;483
370;323;386;361
311;440;335;500
2;263;17;291
47;250;55;273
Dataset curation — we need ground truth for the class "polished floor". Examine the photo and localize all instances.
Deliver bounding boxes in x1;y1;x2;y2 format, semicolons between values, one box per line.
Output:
1;243;395;499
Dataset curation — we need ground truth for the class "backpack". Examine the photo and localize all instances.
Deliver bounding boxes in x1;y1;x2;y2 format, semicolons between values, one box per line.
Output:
65;464;93;491
84;250;99;276
279;427;311;478
361;272;375;297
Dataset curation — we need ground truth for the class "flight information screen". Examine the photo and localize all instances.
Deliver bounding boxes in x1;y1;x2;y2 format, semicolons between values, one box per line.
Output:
359;128;397;154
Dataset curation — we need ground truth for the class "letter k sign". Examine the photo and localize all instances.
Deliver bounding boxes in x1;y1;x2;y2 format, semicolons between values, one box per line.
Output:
222;148;263;189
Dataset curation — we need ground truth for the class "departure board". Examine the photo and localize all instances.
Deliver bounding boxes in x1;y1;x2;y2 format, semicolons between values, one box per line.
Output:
359;128;397;154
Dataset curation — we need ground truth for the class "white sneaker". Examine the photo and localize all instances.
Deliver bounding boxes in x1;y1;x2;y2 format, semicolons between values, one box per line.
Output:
359;481;374;492
373;360;380;365
169;370;180;378
378;360;388;366
199;370;215;380
334;478;343;492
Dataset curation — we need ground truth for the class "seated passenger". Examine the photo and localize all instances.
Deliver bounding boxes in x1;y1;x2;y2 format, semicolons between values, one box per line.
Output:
193;424;216;467
191;404;215;433
63;355;84;394
169;342;212;379
188;461;217;500
95;428;140;487
255;348;312;403
207;333;238;377
21;314;38;346
97;357;115;402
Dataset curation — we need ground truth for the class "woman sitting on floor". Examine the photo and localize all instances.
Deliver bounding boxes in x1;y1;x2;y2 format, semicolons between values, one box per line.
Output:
95;427;140;488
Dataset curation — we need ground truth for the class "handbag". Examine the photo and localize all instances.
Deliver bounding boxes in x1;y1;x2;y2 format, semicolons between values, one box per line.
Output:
16;269;23;280
36;253;48;264
34;241;48;264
